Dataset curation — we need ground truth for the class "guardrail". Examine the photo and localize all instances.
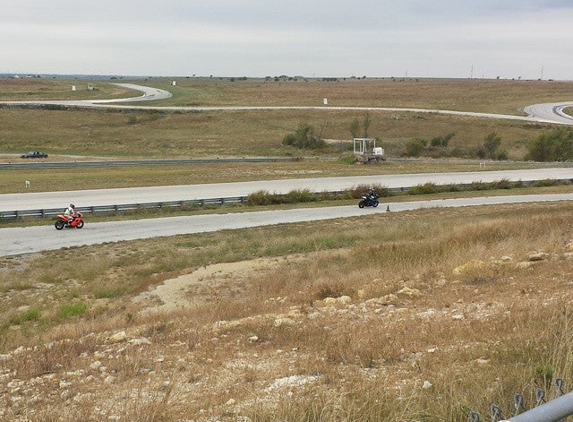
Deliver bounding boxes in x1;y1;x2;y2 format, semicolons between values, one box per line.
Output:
505;391;573;421
469;378;572;422
0;196;248;220
2;178;571;221
0;157;296;170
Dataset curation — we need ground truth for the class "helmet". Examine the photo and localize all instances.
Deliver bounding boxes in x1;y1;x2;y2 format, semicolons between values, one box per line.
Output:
70;204;75;208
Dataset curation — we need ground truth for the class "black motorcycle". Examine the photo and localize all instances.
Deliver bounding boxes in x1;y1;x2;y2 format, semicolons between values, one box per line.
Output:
358;194;379;208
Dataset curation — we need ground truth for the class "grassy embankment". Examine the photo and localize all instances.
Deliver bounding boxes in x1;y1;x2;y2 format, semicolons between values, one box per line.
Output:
0;201;572;420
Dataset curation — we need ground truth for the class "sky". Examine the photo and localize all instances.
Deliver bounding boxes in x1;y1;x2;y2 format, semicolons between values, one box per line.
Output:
2;0;572;80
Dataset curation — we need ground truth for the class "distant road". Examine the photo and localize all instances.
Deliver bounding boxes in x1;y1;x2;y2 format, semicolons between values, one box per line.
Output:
1;168;572;213
522;102;573;125
1;83;572;126
1;193;573;257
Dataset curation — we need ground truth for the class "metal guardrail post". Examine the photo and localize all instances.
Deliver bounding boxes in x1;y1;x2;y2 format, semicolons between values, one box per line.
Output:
556;379;565;397
491;404;504;422
513;394;526;416
501;391;573;422
536;388;547;407
469;412;480;422
472;379;572;422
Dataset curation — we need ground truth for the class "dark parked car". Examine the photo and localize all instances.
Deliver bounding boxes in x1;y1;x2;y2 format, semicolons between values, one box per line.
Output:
21;151;48;159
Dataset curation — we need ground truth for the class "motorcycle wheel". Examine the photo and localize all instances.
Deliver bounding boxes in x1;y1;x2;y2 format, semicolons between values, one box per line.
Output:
358;201;365;208
372;200;379;208
55;220;65;230
76;220;84;229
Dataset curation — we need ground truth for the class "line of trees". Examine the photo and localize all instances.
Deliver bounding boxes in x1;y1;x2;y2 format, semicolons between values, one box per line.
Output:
404;132;508;160
281;117;573;163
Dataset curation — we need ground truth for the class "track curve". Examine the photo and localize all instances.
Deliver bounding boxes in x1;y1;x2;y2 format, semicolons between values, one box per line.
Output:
1;83;572;125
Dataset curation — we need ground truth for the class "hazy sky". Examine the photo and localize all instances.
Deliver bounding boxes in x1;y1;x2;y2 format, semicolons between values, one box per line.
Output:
2;0;572;80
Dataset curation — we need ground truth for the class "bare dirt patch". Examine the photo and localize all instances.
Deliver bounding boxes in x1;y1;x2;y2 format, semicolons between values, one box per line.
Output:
134;255;308;314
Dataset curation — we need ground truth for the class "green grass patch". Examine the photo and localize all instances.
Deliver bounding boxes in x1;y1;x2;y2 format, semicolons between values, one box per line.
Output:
94;289;122;299
9;308;41;325
57;302;87;319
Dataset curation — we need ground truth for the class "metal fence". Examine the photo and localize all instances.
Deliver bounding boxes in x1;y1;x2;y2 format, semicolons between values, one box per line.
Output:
0;196;248;220
469;378;572;422
3;178;571;221
0;157;295;170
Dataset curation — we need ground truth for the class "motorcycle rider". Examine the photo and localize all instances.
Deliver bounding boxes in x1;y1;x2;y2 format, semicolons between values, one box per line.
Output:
64;203;77;224
367;189;378;203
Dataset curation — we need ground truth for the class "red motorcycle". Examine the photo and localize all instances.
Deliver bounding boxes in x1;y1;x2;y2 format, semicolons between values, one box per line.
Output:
55;212;84;230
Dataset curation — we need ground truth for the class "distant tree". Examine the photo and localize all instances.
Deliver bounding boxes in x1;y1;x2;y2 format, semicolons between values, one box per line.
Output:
349;113;373;139
349;118;360;138
430;132;455;147
282;124;326;149
404;138;427;157
362;113;371;138
525;128;573;162
483;132;502;158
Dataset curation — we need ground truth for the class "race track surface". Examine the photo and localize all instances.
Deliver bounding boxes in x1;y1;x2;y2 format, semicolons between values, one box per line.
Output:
1;193;573;257
2;168;572;213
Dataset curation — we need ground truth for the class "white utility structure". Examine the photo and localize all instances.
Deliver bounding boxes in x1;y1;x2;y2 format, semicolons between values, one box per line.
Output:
353;138;385;164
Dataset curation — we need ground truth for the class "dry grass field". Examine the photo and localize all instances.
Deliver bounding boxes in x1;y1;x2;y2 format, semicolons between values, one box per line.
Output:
1;76;572;421
1;202;572;421
1;77;571;163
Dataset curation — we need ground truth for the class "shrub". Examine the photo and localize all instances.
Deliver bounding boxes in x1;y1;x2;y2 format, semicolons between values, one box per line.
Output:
493;178;512;189
371;184;392;197
246;189;317;206
470;181;492;191
532;179;559;187
495;149;509;160
483;132;502;158
246;190;274;206
285;189;316;203
408;183;438;195
404;138;426;156
348;184;392;199
430;132;455;147
282;124;326;150
339;155;357;164
525;128;573;161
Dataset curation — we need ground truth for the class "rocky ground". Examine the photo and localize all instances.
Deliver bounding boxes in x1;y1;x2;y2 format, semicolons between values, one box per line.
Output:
1;245;572;421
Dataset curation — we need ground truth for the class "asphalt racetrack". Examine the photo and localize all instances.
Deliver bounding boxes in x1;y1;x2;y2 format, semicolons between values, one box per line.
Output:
2;168;572;213
2;192;573;258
